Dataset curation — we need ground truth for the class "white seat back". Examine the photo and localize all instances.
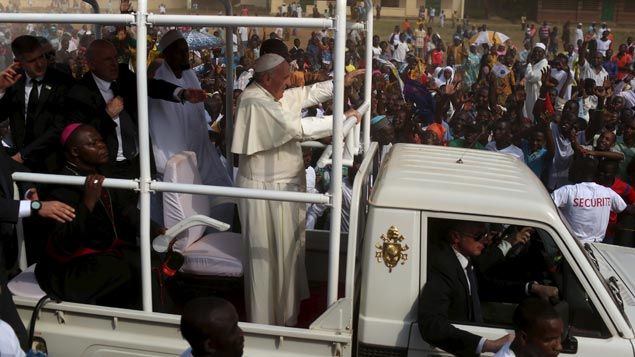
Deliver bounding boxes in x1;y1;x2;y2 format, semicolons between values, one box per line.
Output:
8;264;46;299
163;152;210;252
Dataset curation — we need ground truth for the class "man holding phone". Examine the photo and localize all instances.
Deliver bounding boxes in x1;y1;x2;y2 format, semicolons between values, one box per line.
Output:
0;35;75;173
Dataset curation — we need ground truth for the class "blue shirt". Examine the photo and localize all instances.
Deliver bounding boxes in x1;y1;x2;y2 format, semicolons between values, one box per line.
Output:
523;141;548;179
603;60;618;79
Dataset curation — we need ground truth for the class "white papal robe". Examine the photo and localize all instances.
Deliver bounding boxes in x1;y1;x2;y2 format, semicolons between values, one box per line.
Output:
148;62;233;225
523;58;549;122
232;80;334;326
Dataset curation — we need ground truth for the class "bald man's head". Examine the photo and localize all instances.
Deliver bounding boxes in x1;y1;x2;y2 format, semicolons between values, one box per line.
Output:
181;297;244;357
87;39;119;82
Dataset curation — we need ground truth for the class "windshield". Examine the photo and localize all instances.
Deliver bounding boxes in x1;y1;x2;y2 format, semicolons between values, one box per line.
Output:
556;207;628;322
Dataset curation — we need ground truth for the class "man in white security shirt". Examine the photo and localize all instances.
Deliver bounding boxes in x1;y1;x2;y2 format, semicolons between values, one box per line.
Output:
552;157;632;243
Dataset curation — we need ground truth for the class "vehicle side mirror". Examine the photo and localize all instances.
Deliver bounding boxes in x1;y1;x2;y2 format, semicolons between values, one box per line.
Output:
560;333;578;354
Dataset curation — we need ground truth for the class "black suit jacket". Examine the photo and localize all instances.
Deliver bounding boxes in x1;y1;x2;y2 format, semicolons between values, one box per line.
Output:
0;147;29;351
418;241;529;357
65;64;179;175
0;148;34;274
0;67;74;173
0;150;20;225
418;242;482;357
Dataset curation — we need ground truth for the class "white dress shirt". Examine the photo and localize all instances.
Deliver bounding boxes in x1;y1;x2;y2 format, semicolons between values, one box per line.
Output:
92;73;126;162
452;249;487;353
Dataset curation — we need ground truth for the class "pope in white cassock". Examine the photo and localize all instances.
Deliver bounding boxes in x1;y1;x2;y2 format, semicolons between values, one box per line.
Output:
149;31;233;223
523;42;549;122
232;50;362;326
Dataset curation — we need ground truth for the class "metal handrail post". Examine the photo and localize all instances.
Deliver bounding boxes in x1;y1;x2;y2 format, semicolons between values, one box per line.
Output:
148;15;334;28
327;0;347;307
363;0;373;153
134;1;153;312
12;172;139;190
221;0;234;179
344;142;377;298
151;181;331;204
0;13;134;23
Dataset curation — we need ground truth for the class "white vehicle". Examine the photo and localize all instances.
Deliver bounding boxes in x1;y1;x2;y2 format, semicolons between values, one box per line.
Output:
12;142;635;356
6;2;635;357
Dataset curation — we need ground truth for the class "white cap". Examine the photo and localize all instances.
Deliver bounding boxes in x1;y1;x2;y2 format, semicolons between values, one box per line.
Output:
158;29;184;52
253;53;286;73
534;42;546;50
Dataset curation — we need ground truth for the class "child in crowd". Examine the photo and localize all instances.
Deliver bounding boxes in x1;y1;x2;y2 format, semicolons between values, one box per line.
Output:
573;130;625;162
523;128;551;180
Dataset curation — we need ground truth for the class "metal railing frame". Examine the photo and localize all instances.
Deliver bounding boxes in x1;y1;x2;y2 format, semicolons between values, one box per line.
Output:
8;0;373;313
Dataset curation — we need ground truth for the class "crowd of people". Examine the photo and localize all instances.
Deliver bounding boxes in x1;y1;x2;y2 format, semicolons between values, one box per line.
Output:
0;1;634;354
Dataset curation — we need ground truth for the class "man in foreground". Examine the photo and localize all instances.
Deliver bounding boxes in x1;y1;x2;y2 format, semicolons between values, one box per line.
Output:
180;297;243;357
494;298;563;357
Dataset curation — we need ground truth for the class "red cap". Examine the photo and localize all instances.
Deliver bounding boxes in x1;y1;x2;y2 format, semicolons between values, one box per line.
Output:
61;123;83;145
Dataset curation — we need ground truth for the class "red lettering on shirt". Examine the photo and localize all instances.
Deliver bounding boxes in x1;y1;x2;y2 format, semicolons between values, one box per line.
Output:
573;197;611;207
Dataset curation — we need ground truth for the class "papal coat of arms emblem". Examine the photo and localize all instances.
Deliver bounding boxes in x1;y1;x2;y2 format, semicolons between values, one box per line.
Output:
375;225;409;272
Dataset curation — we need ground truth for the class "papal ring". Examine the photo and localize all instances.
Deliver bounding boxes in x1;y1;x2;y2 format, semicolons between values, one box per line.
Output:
93;179;99;184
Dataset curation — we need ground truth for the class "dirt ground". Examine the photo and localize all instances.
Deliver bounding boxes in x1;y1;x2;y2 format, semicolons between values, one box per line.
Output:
149;7;635;49
272;17;634;49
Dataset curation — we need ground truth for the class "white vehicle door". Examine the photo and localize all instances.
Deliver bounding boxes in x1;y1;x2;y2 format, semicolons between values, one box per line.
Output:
408;215;634;356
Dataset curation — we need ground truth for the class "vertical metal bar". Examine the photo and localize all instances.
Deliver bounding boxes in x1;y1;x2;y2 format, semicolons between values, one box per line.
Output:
135;2;153;312
363;2;373;153
222;0;234;179
327;0;346;307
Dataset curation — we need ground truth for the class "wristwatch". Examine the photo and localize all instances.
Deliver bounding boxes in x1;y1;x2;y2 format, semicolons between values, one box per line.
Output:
30;200;42;215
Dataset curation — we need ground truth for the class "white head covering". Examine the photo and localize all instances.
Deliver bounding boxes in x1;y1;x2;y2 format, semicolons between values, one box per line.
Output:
158;29;184;52
438;66;454;83
534;42;546;51
253;53;285;73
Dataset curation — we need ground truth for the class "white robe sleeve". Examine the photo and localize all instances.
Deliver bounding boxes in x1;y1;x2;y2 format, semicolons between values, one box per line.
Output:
525;60;547;84
282;80;334;109
301;115;334;140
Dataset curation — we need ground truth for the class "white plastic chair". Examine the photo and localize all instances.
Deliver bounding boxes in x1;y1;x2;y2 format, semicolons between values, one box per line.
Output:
8;183;46;299
152;151;243;278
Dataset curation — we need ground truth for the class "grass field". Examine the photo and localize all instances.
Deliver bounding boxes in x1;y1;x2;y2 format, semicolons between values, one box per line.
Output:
365;17;634;49
270;16;635;50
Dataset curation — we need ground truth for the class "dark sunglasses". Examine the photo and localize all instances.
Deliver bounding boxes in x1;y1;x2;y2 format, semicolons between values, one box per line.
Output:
458;230;488;241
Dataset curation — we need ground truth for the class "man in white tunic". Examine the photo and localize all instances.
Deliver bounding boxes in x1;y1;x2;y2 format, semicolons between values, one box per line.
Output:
523;43;549;122
232;52;362;325
149;31;233;222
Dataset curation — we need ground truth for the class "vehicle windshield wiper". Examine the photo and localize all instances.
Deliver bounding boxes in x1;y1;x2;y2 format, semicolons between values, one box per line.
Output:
583;244;632;330
608;276;625;313
584;243;600;270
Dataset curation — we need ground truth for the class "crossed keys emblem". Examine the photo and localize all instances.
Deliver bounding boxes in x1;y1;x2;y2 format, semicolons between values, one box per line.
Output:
375;225;409;272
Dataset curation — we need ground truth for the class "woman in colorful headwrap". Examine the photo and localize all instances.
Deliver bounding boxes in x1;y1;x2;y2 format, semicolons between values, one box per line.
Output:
370;114;395;159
